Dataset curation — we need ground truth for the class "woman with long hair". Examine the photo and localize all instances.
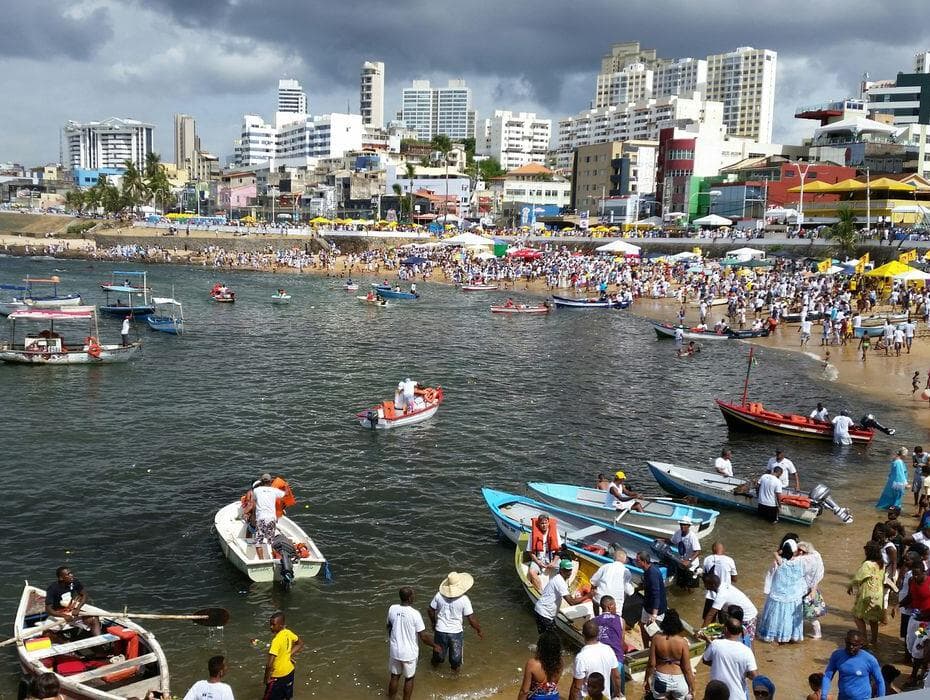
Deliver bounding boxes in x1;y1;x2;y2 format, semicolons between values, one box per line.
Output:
797;541;826;639
517;631;563;700
849;541;886;647
644;609;695;699
757;539;806;643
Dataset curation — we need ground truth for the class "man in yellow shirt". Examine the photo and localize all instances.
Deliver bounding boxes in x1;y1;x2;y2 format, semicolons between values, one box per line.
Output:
263;611;304;700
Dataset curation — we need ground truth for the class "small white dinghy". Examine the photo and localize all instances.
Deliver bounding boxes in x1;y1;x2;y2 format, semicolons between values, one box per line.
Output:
213;502;327;584
270;292;291;304
357;387;444;429
14;584;171;700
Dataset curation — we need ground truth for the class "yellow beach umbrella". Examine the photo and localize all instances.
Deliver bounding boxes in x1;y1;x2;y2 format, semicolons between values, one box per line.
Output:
310;216;332;224
786;180;838;194
868;177;916;192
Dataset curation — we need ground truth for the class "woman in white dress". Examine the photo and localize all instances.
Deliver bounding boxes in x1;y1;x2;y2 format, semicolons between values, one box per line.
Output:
797;541;826;639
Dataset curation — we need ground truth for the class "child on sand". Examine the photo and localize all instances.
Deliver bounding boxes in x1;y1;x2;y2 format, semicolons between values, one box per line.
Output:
807;672;830;700
915;372;922;395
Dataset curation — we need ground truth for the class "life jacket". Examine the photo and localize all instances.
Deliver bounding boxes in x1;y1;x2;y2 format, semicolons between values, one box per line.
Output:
272;476;296;518
530;517;560;558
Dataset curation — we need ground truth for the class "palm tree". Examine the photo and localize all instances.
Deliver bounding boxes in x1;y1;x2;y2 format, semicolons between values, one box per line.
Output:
392;183;408;220
404;161;417;223
121;160;147;216
143;152;172;213
431;135;454;222
64;190;85;214
827;207;859;258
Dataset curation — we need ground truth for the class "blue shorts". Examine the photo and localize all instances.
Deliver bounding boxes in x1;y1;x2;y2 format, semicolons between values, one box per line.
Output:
431;630;464;670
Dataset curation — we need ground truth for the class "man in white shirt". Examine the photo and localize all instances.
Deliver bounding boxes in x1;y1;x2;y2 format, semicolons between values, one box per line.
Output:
714;449;733;477
429;572;482;672
182;655;235;700
810;402;829;422
534;559;587;633
799;318;812;346
402;378;417;412
589;549;633;615
702;617;758;700
906;319;917;353
669;518;701;567
766;449;799;489
702;576;758;632
604;471;644;513
120;316;130;347
569;620;622;700
251;474;285;560
832;410;856;446
756;467;783;523
701;543;738;618
674;326;684;347
387;587;436;700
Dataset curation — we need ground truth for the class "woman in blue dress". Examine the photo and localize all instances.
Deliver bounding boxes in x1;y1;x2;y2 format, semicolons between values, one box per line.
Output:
876;448;909;510
757;539;806;643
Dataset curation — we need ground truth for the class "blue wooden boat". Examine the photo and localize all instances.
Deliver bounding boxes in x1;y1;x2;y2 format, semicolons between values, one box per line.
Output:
551;295;630;309
376;287;419;300
99;271;155;318
0;277;82;315
853;324;905;338
482;487;689;584
146;297;184;335
526;482;719;540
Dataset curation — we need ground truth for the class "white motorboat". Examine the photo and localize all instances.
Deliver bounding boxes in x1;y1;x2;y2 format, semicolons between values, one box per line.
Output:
14;584;170;700
213;501;327;584
271;293;292;304
357;387;443;429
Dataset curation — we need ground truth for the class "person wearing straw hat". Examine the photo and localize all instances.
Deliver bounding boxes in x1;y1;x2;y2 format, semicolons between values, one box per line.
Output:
668;517;701;568
428;572;482;673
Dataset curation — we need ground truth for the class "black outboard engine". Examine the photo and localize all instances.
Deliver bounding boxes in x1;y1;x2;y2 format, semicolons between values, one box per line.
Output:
272;534;298;590
650;540;700;588
809;484;853;524
366;409;379;430
860;414;896;435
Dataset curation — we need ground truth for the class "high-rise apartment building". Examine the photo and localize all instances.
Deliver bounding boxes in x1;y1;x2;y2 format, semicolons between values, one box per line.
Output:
478;111;551;170
654;58;707;99
915;51;930;74
235;115;277;166
594;63;654;109
275;78;308;128
173;113;198;169
599;42;662;74
360;61;385;129
63;117;154;170
705;47;777;142
399;79;476;141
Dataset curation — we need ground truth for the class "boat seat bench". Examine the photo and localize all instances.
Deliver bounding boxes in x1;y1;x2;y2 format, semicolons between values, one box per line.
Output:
28;633;119;660
564;525;605;542
69;652;158;682
576;491;607;505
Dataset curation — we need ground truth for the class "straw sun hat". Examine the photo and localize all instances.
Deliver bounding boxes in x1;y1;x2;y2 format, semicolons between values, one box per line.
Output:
439;571;474;597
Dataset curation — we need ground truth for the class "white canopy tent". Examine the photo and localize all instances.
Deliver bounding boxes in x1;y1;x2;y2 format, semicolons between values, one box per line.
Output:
633;216;663;227
893;268;930;282
693;214;733;226
666;251;701;262
727;247;766;261
472;249;497;260
594;239;642;255
438;231;494;247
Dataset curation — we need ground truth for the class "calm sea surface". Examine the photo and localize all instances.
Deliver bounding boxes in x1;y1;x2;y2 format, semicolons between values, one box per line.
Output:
0;255;917;699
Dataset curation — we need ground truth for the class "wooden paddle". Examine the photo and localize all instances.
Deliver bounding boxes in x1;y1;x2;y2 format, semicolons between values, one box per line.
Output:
0;618;67;648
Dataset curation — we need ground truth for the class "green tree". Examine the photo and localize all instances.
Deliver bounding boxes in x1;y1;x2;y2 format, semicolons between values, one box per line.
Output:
64;190;85;213
120;160;147;215
404;162;417;223
478;157;506;183
144;153;172;214
392;183;409;220
430;134;453;156
461;137;476;164
827;207;859;258
95;175;123;214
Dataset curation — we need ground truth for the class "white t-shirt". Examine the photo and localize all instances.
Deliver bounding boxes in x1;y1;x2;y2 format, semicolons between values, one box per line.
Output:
589;561;632;606
714;457;733;477
766;457;796;486
252;486;285;523
800;320;812;334
402;379;416;399
711;584;758;621
702;638;757;700
756;473;782;507
534;574;569;620
429;593;473;634
832;415;855;442
573;641;619;699
387;604;426;662
671;529;701;559
810;408;829;421
702;554;738;599
121;318;130;334
182;680;235;700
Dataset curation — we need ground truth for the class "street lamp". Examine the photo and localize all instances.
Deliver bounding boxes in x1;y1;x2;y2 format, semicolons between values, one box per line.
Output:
790;161;811;234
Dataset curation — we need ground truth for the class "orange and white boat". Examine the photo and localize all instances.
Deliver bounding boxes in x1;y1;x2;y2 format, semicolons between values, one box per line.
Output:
357;386;444;429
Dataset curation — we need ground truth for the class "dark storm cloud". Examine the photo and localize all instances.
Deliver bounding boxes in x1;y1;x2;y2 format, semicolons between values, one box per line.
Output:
0;2;112;60
130;0;930;114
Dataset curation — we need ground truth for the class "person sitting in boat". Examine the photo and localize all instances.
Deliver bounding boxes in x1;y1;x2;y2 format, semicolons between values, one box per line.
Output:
277;288;286;296
366;290;376;301
402;378;418;411
45;566;102;637
394;382;405;412
810;402;830;422
677;341;700;357
751;318;764;332
504;298;515;308
410;283;417;294
604;471;644;513
528;513;562;592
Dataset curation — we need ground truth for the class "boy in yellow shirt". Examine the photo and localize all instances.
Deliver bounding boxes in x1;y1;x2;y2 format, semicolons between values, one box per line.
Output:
263;611;304;700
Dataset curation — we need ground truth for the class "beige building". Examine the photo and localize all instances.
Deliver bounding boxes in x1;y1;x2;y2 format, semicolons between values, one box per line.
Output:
360;61;385;129
570;141;657;214
705;47;777;142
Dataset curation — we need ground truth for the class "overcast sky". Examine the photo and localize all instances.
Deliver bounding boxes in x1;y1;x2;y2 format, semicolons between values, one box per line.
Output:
3;0;930;165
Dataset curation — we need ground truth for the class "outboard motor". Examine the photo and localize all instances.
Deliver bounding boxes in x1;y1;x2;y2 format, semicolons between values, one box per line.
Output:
650;540;700;588
809;484;853;524
860;414;896;435
272;534;298;590
366;409;379;430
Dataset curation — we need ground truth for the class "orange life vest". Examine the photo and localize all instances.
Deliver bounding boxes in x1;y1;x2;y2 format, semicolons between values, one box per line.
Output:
272;476;296;518
530;517;560;557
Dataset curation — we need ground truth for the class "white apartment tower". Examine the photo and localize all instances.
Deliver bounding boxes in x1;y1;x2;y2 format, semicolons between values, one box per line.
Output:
63;117;154;170
275;78;308;128
594;63;654;108
173;113;198;169
400;79;476;141
479;111;551;170
915;51;930;74
360;61;385;129
235;115;277;166
705;47;777;142
654;58;707;99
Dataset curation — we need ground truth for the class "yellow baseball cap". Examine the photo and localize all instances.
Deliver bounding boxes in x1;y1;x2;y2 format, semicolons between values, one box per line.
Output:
615;471;626;479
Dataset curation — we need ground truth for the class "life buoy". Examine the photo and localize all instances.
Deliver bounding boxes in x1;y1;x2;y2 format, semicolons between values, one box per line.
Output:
85;336;102;358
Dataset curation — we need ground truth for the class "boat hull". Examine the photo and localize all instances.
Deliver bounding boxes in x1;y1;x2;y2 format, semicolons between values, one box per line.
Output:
552;296;630;309
646;461;820;525
490;305;550;314
271;295;291;304
213;502;326;583
100;305;155;318
716;399;873;443
146;317;183;335
0;342;142;364
652;322;768;340
357;390;443;429
462;285;499;291
526;482;719;540
376;289;419;300
356;296;389;306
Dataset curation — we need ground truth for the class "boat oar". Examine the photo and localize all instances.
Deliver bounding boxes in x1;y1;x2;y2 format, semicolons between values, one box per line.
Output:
0;618;67;649
93;607;230;627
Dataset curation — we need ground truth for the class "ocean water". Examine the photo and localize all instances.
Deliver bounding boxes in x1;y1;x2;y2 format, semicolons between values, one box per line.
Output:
0;256;913;699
